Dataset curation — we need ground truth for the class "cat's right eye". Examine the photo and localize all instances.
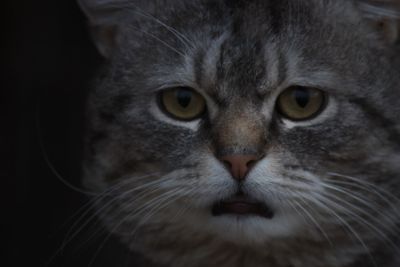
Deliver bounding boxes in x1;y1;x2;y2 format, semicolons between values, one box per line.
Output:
159;87;206;121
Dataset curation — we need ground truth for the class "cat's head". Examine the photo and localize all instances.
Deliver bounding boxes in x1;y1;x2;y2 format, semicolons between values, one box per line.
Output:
80;0;400;248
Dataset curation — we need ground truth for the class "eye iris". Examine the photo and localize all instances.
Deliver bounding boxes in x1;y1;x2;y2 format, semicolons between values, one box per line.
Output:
160;87;206;120
277;86;325;121
294;88;309;108
176;89;192;108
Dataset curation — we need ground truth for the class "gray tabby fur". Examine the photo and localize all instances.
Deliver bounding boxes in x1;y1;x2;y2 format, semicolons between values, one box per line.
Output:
79;0;400;266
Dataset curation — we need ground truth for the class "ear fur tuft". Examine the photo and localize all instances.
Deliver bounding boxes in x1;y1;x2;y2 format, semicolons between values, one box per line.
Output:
78;0;130;57
357;0;400;43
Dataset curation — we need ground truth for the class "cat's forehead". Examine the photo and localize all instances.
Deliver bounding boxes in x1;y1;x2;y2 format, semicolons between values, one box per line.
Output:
110;0;385;107
134;0;365;96
199;33;271;102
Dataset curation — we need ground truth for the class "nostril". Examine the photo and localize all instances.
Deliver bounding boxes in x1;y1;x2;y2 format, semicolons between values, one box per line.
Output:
222;160;232;169
246;160;256;168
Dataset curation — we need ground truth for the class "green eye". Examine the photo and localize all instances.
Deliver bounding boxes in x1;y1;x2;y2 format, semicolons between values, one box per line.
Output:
277;86;326;121
159;87;206;120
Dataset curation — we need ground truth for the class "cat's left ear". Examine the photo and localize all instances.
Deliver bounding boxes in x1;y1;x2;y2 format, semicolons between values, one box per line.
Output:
357;0;400;44
78;0;130;58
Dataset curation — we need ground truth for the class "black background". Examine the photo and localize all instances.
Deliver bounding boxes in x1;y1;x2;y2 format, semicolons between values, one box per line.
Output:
3;0;134;266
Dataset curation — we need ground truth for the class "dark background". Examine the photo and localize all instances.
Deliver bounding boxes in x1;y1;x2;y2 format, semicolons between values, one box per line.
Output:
3;0;134;266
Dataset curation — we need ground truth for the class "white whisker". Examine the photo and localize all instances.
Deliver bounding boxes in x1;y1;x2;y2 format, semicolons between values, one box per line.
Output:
327;172;400;205
288;190;333;246
88;187;188;266
301;192;378;267
318;184;400;251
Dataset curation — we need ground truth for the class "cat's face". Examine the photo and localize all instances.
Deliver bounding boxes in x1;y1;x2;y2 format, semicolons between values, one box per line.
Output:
81;0;400;256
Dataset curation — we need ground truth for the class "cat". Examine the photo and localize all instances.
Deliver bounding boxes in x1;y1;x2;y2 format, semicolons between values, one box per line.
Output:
78;0;400;266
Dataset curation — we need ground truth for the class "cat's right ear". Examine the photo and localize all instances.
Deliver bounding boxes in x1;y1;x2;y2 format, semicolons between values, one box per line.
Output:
357;0;400;44
78;0;129;58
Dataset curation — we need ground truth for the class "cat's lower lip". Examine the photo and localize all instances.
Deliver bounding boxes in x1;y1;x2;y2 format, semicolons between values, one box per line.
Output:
211;196;274;219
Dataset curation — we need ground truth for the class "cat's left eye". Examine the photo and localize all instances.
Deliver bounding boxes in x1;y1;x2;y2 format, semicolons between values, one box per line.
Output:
277;86;326;121
159;87;206;121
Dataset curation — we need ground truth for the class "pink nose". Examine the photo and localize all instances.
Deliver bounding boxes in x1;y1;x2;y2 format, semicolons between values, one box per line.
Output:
219;155;259;181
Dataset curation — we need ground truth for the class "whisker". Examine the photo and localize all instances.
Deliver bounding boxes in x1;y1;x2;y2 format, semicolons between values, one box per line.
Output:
35;99;98;197
45;180;130;266
104;1;196;51
47;172;165;265
126;4;196;51
287;190;333;246
128;25;186;57
88;187;186;267
70;176;178;257
64;172;160;234
301;193;378;267
327;172;400;204
129;187;192;237
68;180;171;250
318;185;400;251
322;179;399;223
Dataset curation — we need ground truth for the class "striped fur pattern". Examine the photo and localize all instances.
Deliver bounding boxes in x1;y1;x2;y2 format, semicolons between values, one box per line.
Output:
79;1;400;266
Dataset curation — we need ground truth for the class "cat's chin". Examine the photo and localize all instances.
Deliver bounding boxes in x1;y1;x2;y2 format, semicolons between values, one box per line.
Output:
207;211;304;245
179;203;305;245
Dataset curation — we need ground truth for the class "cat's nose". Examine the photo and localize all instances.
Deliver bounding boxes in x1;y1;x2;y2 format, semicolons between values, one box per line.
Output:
219;154;259;181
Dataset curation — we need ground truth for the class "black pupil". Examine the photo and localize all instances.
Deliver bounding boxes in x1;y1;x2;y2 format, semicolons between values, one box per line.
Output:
294;88;310;108
176;89;193;108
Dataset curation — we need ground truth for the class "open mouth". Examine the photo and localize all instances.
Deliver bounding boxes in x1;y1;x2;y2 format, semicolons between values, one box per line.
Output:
211;193;274;219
